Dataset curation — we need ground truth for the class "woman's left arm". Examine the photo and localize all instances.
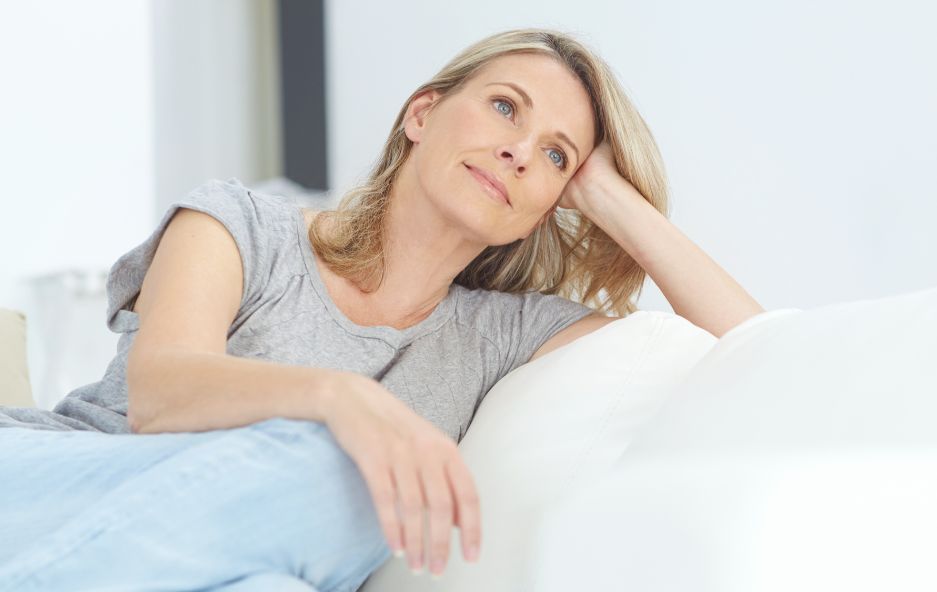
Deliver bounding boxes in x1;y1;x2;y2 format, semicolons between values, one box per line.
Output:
562;142;765;338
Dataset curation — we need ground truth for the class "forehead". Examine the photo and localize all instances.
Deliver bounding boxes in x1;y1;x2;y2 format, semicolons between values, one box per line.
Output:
465;53;596;150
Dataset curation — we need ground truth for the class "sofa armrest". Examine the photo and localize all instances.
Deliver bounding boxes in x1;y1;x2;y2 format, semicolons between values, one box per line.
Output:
0;308;36;407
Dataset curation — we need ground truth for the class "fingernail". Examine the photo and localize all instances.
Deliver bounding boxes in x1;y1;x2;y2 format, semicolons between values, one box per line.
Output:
430;558;446;578
393;548;405;558
409;555;424;575
465;545;479;563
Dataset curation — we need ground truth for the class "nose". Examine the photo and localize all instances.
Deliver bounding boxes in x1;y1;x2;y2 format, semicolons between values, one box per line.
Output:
495;133;535;175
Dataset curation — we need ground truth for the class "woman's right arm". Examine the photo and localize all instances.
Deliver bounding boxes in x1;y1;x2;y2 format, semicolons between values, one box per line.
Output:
126;206;333;434
126;208;480;576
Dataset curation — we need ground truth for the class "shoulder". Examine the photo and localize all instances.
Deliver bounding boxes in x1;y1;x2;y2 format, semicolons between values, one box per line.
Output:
450;285;602;368
301;209;321;233
196;177;300;213
449;285;524;326
452;286;594;327
179;178;299;259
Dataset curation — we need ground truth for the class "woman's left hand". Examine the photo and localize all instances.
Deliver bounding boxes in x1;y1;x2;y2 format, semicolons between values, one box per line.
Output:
558;140;644;215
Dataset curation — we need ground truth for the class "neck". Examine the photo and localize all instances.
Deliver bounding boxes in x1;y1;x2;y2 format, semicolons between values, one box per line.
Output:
320;161;488;330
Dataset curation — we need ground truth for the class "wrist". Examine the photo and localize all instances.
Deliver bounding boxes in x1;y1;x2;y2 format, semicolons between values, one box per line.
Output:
575;172;651;230
305;367;342;424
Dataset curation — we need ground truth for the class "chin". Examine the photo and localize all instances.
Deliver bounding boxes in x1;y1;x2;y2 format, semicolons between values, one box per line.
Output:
442;196;520;246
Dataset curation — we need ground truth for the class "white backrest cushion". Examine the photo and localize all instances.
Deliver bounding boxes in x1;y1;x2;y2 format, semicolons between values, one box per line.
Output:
621;285;937;460
533;287;937;592
361;311;717;592
0;308;35;408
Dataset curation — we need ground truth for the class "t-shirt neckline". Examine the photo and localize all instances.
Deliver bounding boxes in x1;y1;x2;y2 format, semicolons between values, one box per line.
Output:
291;206;458;349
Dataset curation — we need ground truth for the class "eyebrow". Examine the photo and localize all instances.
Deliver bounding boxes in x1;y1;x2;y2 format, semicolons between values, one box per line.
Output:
555;131;580;168
485;82;534;109
484;81;581;167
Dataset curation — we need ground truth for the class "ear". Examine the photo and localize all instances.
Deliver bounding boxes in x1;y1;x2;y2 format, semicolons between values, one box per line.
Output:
404;90;441;144
520;204;558;240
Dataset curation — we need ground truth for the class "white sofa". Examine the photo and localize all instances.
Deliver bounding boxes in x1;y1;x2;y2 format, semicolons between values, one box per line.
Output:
0;309;35;409
534;288;937;592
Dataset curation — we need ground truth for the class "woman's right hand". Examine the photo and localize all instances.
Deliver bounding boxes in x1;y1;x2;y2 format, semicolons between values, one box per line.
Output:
321;371;481;578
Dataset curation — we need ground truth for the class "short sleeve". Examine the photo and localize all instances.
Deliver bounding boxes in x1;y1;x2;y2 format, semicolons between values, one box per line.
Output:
457;287;596;385
104;178;276;334
501;291;596;375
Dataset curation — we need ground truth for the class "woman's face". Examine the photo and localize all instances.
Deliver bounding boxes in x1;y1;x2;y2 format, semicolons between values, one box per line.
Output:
403;52;597;246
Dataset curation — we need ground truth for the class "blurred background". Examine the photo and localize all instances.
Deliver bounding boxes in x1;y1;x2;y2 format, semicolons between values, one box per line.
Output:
1;0;935;409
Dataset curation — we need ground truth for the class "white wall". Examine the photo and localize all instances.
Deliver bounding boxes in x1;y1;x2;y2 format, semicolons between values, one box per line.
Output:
0;0;155;407
152;0;282;218
0;0;156;294
0;1;285;409
324;0;937;312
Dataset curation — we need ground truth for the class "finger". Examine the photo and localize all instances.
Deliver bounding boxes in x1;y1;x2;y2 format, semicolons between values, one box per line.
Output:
419;462;454;577
392;461;426;573
446;455;481;563
358;461;404;557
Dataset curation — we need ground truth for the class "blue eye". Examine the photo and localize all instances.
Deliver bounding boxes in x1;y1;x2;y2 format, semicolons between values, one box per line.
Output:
546;148;566;169
494;100;513;118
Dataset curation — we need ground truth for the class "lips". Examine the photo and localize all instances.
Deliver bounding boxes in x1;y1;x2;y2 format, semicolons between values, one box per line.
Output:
465;164;511;206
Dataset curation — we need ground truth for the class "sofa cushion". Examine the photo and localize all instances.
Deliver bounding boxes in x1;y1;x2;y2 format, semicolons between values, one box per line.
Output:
534;286;937;592
0;308;36;408
361;311;717;591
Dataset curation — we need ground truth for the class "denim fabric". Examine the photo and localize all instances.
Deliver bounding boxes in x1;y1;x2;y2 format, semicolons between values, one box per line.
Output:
0;418;392;592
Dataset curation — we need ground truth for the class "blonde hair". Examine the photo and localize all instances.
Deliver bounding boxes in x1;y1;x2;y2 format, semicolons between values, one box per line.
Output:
308;28;670;316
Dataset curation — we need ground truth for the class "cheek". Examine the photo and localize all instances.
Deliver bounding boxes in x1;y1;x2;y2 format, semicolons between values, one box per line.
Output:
438;99;486;138
531;173;567;209
418;105;485;174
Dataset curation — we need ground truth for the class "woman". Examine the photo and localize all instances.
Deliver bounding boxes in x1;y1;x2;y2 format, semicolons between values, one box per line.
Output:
0;29;763;591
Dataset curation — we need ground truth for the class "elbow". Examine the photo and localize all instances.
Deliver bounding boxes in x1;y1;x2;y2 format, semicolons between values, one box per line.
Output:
125;345;163;434
710;304;767;339
127;411;145;434
126;379;155;434
126;387;167;435
126;401;152;434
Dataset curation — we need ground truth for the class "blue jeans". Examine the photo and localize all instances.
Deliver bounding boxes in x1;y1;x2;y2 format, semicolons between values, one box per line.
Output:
0;418;392;592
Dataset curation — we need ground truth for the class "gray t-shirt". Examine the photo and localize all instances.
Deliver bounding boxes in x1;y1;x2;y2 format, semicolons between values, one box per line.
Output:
1;179;595;441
